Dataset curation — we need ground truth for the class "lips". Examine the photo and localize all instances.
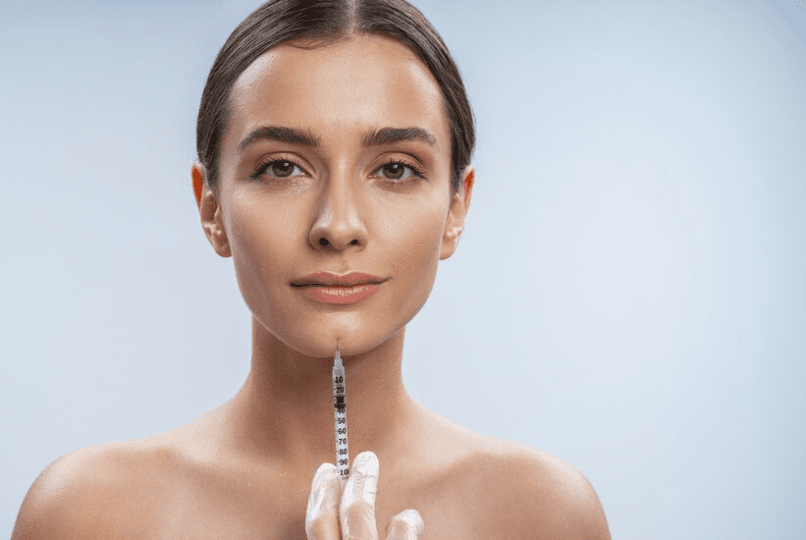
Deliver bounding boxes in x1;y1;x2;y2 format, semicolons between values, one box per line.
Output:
291;272;386;305
291;272;386;287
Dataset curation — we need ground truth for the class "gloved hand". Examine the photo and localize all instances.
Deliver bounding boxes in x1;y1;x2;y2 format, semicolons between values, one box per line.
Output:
305;451;425;540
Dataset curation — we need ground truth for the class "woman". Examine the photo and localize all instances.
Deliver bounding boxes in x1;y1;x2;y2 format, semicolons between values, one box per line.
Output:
13;1;610;538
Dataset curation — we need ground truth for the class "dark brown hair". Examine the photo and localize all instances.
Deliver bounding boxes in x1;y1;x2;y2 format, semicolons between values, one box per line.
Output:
196;0;475;195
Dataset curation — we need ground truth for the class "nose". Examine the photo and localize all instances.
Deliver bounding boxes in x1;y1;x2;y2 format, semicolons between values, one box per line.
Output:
309;169;369;251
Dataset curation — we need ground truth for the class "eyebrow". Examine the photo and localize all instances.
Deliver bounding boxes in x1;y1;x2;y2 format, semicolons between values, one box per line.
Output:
238;126;320;152
362;126;438;150
237;125;439;154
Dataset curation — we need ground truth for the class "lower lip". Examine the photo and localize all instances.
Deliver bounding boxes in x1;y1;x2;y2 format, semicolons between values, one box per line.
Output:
296;283;382;304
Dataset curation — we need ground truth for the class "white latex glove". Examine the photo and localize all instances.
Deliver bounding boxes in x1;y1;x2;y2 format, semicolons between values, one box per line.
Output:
305;451;425;540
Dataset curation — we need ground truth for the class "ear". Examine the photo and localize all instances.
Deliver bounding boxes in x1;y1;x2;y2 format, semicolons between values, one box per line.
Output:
192;163;232;258
439;165;475;260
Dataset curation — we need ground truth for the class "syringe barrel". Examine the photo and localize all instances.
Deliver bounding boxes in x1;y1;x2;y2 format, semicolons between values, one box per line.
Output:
333;362;349;482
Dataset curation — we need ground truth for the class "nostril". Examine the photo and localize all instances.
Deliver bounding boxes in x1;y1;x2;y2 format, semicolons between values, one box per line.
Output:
319;238;329;247
350;239;359;245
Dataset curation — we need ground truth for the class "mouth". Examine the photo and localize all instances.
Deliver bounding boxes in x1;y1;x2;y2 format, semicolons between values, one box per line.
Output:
291;272;387;305
291;271;386;288
293;283;383;305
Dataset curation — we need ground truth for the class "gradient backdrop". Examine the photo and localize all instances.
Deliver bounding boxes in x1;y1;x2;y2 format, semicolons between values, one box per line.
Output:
2;0;805;538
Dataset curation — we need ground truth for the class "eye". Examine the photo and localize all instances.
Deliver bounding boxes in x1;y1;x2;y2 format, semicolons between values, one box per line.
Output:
374;160;426;182
251;158;305;180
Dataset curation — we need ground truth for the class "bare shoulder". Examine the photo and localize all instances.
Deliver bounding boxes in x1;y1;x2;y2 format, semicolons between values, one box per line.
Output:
458;434;611;540
413;407;610;539
11;438;181;540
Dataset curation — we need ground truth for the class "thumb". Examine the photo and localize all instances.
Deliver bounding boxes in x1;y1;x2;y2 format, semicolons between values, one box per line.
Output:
340;451;380;540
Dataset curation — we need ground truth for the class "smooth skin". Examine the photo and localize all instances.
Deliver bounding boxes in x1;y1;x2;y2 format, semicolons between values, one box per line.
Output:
12;34;611;539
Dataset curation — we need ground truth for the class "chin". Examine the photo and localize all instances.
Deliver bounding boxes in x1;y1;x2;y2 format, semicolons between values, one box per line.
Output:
261;314;406;360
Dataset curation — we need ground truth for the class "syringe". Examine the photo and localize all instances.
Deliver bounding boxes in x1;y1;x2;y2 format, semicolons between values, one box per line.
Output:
332;345;349;487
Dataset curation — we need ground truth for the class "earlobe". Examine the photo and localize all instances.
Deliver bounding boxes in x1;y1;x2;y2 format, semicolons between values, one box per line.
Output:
192;163;232;258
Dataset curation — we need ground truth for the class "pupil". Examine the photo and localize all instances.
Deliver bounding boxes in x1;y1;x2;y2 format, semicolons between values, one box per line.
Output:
273;161;293;177
385;163;403;179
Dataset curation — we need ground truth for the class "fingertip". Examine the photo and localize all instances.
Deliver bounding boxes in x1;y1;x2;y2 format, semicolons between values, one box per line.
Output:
312;463;339;489
385;509;425;539
306;463;341;538
397;509;424;534
316;462;339;477
309;463;340;507
339;452;379;528
352;451;379;476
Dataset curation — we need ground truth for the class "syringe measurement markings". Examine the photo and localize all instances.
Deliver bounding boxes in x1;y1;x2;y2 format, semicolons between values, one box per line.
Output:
333;358;349;483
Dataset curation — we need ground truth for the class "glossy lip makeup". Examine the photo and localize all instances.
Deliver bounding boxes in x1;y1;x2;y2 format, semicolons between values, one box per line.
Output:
299;283;382;304
291;272;387;305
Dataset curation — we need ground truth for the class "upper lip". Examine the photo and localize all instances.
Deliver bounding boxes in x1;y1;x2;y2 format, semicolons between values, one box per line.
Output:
291;272;386;287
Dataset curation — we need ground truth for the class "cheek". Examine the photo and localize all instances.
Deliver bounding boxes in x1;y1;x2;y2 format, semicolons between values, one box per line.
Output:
225;200;299;315
382;199;447;306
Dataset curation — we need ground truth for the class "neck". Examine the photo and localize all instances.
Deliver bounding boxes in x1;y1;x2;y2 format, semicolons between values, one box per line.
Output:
222;316;417;472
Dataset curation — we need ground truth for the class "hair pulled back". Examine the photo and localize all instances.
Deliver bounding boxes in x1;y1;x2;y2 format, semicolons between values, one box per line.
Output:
196;0;475;196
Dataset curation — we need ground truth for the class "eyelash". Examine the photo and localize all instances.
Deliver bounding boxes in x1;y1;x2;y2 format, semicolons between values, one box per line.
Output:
250;157;426;183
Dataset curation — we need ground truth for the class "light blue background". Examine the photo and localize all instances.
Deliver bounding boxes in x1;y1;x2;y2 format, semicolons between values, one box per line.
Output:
2;1;805;538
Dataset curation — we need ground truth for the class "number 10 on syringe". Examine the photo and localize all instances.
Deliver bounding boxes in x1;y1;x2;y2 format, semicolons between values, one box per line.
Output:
333;348;349;485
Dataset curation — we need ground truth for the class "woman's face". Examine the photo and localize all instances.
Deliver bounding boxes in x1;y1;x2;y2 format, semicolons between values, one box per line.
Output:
196;34;472;359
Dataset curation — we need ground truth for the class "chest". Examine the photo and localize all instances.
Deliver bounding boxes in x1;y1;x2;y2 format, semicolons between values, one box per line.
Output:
131;471;490;540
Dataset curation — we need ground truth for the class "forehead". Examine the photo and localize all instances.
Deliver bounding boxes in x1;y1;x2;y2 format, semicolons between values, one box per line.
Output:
226;34;449;153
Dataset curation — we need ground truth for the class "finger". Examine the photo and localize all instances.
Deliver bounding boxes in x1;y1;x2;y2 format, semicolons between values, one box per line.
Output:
340;451;380;540
305;463;341;540
384;509;425;540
